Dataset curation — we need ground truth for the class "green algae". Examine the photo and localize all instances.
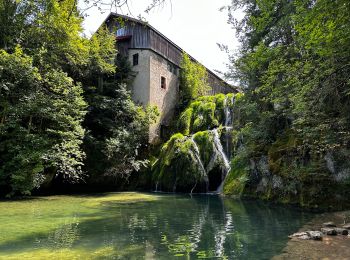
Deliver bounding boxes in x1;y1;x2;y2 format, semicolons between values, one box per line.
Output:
0;192;159;259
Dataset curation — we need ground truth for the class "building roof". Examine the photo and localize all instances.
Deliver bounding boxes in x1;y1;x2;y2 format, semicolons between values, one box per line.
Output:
101;12;235;91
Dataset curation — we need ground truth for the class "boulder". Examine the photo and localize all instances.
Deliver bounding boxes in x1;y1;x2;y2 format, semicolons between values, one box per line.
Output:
335;228;349;235
288;232;310;240
322;222;336;227
321;228;337;235
343;224;350;230
306;231;323;240
289;231;323;240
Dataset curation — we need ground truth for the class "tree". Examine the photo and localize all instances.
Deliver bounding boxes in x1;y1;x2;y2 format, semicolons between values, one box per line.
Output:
0;47;86;196
222;0;350;206
83;57;159;183
180;53;211;106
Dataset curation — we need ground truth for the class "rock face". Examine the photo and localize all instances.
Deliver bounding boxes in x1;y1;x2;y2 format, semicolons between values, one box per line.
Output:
223;138;350;209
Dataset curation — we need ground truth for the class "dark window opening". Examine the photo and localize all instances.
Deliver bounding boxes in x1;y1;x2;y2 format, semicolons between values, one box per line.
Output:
133;53;139;66
161;76;166;89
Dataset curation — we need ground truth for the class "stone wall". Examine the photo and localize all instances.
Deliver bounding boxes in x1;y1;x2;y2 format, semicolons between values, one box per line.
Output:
128;49;151;106
128;49;179;143
149;51;179;143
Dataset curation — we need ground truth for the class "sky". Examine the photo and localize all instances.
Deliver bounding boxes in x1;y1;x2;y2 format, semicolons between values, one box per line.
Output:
81;0;241;78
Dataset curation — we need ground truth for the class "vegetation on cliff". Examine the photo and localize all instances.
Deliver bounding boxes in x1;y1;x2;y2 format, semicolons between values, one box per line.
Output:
152;94;237;193
222;0;350;209
179;53;211;108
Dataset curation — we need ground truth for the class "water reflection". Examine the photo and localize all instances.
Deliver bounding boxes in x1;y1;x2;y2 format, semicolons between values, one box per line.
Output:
0;194;313;259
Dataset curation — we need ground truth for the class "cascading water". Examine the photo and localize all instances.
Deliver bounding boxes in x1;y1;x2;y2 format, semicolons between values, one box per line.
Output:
191;97;234;194
190;137;209;192
190;137;207;176
212;128;231;193
153;94;235;194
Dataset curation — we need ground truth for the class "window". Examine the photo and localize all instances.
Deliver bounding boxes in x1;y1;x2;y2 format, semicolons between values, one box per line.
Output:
116;27;126;37
161;76;166;89
133;53;139;66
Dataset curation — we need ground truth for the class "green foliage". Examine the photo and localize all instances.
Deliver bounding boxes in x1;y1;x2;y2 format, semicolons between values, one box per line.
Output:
0;0;157;196
87;26;116;77
179;53;211;105
223;151;249;196
193;131;214;165
0;47;86;196
84;82;159;181
223;0;350;208
152;133;208;192
177;94;236;135
153;94;238;193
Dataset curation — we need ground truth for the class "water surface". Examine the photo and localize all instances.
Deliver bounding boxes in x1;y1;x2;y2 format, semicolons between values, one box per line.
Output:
0;193;314;259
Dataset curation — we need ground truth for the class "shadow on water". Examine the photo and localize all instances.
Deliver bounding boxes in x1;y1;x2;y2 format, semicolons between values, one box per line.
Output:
0;194;314;259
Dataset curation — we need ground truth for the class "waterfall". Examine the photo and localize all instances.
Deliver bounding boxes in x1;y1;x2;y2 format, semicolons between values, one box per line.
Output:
189;98;234;193
190;137;208;192
224;97;232;127
212;129;231;193
214;97;235;193
212;129;231;170
190;137;207;176
154;95;235;194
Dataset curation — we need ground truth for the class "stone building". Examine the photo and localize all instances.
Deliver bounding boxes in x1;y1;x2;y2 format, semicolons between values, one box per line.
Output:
102;13;236;143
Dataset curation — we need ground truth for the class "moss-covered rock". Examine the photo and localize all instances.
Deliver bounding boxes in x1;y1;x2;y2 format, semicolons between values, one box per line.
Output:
177;94;237;135
153;129;232;193
223;130;350;210
153;93;238;193
152;133;207;192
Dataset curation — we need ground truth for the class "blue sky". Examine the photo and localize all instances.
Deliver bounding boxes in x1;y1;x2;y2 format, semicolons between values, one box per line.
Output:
81;0;241;77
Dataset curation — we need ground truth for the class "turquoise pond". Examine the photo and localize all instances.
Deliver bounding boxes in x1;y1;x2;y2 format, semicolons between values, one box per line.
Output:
0;192;315;259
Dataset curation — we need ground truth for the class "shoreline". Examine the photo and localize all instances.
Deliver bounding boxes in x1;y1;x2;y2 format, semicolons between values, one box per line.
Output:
274;210;350;259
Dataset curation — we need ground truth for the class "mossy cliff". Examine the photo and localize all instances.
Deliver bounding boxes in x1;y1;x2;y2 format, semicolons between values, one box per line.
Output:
224;133;350;210
222;94;350;210
152;94;237;192
153;92;350;210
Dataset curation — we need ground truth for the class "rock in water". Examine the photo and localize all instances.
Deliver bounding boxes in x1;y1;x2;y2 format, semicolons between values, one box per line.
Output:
335;228;349;235
321;228;337;235
322;222;336;227
289;231;323;240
